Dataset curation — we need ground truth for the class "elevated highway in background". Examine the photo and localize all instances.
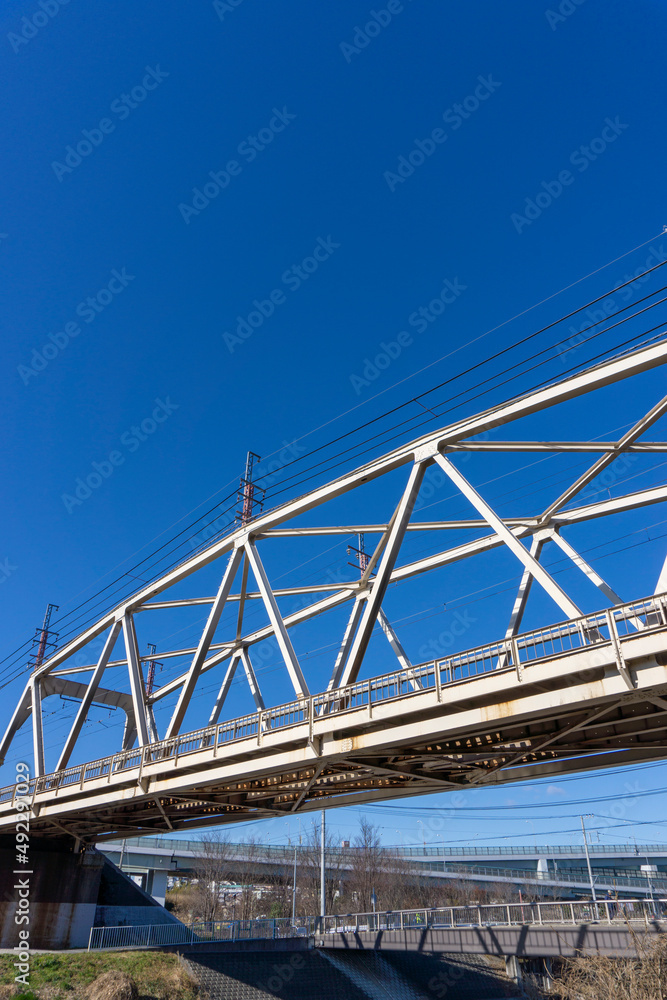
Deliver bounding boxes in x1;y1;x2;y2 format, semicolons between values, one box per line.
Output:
99;837;667;899
2;340;667;841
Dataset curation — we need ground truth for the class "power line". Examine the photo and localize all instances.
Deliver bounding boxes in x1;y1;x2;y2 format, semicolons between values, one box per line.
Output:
2;252;667;689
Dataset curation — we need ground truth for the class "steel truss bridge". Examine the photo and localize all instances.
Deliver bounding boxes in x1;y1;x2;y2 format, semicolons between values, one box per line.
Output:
3;340;667;841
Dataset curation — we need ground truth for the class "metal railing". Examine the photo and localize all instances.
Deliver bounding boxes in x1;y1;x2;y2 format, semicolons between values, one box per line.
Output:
405;860;667;891
3;591;666;805
89;897;667;950
322;897;667;933
100;835;667;860
88;916;308;950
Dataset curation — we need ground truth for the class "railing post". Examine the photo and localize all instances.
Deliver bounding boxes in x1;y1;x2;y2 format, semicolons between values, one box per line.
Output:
576;618;589;647
657;595;667;626
511;638;522;681
605;607;633;688
367;679;372;718
435;661;442;702
477;905;482;926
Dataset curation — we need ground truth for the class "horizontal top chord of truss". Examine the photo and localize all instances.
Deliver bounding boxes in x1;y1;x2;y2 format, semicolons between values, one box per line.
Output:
2;336;667;782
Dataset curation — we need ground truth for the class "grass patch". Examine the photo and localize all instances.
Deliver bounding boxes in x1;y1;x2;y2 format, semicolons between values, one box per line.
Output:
0;952;197;1000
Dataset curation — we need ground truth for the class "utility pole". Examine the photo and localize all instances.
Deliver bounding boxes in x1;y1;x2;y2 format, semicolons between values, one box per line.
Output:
237;451;265;526
145;643;163;696
29;603;59;671
580;815;598;919
320;809;326;928
292;847;297;925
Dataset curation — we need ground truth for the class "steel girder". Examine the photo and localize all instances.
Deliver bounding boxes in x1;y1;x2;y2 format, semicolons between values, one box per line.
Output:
2;609;667;839
2;338;667;814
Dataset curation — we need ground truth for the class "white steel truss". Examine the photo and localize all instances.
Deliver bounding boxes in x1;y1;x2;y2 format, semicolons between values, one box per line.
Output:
2;338;667;819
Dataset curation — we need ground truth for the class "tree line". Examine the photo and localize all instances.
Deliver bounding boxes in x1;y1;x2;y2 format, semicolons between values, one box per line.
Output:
166;818;538;923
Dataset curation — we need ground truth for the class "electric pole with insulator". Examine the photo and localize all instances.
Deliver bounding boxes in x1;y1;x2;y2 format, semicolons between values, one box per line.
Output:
28;603;59;671
236;451;265;526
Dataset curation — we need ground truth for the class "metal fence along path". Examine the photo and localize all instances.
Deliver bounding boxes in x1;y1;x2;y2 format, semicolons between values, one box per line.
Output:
88;898;667;950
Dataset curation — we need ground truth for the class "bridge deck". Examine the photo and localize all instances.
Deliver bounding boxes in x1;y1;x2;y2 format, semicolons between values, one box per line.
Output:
2;592;667;840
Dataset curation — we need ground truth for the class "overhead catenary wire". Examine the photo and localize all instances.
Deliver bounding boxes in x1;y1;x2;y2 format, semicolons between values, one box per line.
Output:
0;350;663;697
2;243;667;688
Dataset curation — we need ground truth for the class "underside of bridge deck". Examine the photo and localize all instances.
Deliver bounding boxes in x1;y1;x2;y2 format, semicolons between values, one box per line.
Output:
5;625;667;841
2;340;667;841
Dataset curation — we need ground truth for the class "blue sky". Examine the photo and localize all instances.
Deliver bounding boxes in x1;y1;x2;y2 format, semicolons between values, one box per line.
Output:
2;0;667;850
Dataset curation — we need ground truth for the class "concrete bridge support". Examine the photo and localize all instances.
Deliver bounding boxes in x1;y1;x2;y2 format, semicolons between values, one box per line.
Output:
0;836;180;949
145;868;168;907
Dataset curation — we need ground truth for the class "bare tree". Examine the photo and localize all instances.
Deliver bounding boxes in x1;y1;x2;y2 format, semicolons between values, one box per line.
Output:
343;817;397;913
232;837;264;920
190;831;234;922
296;819;350;916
